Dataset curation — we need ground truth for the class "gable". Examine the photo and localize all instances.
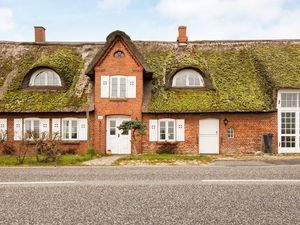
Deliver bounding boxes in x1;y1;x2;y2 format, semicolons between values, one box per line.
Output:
95;38;142;73
86;31;152;77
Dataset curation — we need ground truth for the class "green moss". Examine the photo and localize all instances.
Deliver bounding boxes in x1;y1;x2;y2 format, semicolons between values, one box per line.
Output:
143;46;274;112
0;57;13;86
0;47;86;112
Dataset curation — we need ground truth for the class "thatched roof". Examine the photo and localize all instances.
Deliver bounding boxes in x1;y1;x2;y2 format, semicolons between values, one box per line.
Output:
1;32;300;113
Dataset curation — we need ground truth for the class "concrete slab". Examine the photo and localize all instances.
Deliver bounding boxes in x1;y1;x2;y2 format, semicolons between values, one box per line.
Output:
82;155;125;166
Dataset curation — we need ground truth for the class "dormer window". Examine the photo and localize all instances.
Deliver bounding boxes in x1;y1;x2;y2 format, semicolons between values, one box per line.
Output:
29;69;62;87
172;69;204;88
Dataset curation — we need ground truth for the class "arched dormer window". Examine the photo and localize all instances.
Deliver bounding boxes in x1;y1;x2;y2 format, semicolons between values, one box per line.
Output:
172;69;204;88
29;69;61;87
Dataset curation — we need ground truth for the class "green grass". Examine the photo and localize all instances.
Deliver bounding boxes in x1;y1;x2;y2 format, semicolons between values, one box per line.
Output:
0;154;97;166
114;154;213;165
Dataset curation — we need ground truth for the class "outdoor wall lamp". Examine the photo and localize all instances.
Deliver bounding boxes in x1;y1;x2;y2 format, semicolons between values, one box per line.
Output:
224;118;229;126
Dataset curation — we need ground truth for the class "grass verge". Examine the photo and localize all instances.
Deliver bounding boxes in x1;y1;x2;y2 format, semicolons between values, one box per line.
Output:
0;154;97;166
114;154;213;165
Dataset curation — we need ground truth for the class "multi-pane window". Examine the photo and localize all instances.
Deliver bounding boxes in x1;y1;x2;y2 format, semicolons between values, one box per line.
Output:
227;127;234;138
24;119;40;139
278;91;300;152
62;119;78;140
172;69;204;87
29;69;61;86
281;112;296;148
159;119;175;141
280;93;298;108
110;76;126;98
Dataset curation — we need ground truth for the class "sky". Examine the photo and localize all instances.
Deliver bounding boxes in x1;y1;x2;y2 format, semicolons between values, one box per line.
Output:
1;0;300;42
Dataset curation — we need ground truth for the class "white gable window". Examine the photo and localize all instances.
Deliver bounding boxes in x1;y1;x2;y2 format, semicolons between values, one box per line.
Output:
101;75;136;98
149;119;185;142
29;69;62;86
172;69;204;87
111;76;127;98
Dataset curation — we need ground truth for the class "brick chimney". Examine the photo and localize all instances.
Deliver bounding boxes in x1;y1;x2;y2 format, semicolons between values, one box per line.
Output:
177;26;188;46
34;26;46;43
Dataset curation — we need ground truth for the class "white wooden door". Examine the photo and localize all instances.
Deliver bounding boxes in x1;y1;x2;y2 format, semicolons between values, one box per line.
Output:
106;116;131;154
199;119;219;154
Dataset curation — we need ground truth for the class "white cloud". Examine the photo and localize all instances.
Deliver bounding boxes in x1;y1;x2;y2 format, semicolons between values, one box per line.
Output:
97;0;132;11
0;7;15;31
156;0;300;39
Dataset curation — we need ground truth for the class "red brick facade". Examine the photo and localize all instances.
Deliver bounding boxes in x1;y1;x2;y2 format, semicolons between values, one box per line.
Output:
0;113;88;155
142;113;277;155
92;39;143;154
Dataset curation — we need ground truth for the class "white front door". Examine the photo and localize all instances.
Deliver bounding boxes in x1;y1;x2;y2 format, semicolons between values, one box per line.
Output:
106;116;131;154
199;119;219;154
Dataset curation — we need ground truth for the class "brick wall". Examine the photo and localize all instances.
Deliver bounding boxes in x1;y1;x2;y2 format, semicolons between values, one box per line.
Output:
0;112;88;155
93;39;143;154
142;112;277;155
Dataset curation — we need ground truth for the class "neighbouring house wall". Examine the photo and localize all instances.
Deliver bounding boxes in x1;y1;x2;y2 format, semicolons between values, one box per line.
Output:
0;112;88;155
93;39;144;154
142;112;277;155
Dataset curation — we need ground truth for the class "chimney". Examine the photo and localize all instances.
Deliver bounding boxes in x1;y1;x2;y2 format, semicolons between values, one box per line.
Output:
34;26;46;43
177;26;188;46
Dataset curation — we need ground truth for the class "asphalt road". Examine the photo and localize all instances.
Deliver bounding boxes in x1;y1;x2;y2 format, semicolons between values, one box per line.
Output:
0;163;299;225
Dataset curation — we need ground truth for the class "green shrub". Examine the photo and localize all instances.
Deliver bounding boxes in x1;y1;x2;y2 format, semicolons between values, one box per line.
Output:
86;146;97;157
156;143;178;154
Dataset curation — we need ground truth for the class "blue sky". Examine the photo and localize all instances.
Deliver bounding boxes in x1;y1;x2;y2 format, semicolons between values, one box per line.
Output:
1;0;300;42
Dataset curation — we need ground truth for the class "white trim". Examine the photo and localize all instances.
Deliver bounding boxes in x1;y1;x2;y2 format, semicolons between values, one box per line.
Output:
110;75;127;98
277;90;300;153
172;69;204;87
29;69;61;86
62;118;79;141
158;118;176;142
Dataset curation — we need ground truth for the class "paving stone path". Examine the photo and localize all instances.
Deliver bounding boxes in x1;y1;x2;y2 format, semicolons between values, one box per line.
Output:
82;155;125;166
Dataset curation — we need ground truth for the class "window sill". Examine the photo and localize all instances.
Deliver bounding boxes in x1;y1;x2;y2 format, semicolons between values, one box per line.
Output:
61;140;81;144
109;98;128;102
156;141;178;145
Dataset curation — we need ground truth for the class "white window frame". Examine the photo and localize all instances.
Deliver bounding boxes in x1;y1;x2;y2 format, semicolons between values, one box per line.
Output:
158;119;176;142
172;69;204;88
227;127;234;139
277;89;300;153
110;75;127;98
62;118;79;141
29;69;62;86
24;118;40;139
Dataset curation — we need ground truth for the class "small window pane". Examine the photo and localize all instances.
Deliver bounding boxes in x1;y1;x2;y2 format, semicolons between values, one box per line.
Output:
120;78;126;98
34;72;46;86
63;120;69;139
71;120;78;139
160;121;166;140
168;121;175;140
110;120;116;135
33;120;40;138
111;78;118;98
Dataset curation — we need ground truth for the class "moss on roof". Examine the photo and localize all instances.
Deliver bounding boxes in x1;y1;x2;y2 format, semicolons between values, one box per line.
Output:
136;41;300;112
0;43;102;112
1;39;300;113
